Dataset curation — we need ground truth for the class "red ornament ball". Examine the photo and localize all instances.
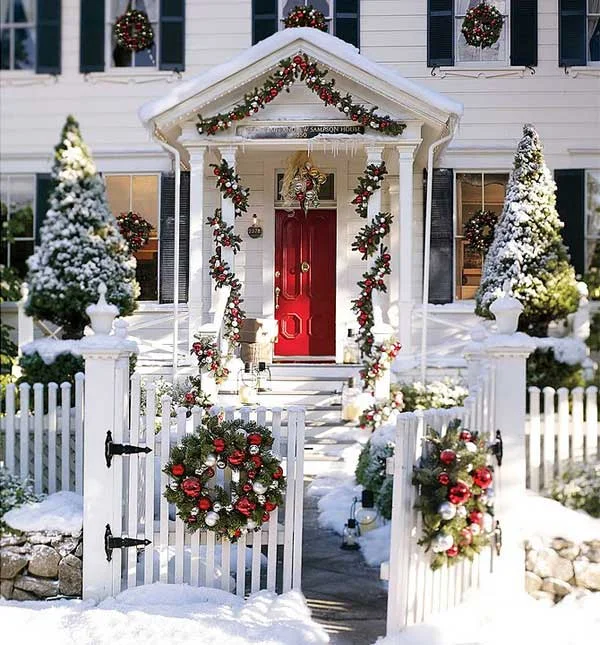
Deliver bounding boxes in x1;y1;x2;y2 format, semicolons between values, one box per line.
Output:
242;483;252;492
197;497;212;511
440;449;456;465
446;545;459;557
459;430;472;442
228;449;246;466
264;501;277;512
262;512;270;522
171;464;185;477
251;455;263;469
437;472;450;485
448;481;471;505
247;433;262;445
469;510;484;527
473;467;493;489
273;466;284;480
235;497;256;517
181;477;202;498
213;438;226;453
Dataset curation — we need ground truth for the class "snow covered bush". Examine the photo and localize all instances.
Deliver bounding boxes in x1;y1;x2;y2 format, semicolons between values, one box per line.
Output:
26;115;138;339
550;462;600;518
583;241;600;301
0;265;21;385
396;378;468;412
18;350;84;403
526;337;586;389
476;124;579;336
0;469;43;533
589;311;600;353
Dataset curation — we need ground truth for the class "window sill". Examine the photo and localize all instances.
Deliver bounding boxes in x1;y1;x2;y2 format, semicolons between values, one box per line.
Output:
431;66;534;79
0;71;58;87
564;66;600;78
83;69;183;85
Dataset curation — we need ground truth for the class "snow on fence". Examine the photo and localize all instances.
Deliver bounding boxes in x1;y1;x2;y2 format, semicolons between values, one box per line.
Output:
526;385;599;492
0;375;84;494
114;374;305;597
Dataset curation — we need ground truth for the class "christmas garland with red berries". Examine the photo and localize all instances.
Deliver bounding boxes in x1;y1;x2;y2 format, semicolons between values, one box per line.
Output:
361;339;402;392
461;2;504;49
116;211;153;253
114;9;154;52
164;416;285;542
197;54;406;137
283;4;328;31
412;423;495;570
190;336;230;384
358;389;404;432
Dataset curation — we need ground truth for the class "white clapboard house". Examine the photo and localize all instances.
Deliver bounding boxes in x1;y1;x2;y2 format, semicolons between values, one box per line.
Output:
1;1;598;372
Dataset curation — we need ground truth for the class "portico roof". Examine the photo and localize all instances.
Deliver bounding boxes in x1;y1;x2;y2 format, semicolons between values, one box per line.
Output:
139;27;463;153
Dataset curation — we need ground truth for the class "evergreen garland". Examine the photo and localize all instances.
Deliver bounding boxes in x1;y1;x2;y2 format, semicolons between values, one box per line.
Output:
360;339;402;391
197;54;406;137
163;416;286;542
283;4;328;30
412;423;495;571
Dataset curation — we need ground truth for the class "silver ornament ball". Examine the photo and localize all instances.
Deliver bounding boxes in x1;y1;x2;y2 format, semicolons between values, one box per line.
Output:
204;454;217;467
456;505;468;518
212;502;222;512
438;501;457;521
253;481;267;495
432;533;454;553
204;511;220;527
249;445;260;455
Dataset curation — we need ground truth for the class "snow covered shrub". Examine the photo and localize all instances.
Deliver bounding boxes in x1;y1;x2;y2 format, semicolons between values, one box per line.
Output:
589;312;600;353
476;124;579;337
0;469;43;533
26;116;138;339
526;338;586;390
550;463;600;518
18;351;84;406
0;265;22;386
396;378;468;412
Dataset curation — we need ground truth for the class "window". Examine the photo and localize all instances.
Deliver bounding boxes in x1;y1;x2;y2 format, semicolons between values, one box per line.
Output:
276;172;335;204
586;170;600;268
108;0;158;68
0;174;35;277
455;0;509;65
105;174;159;301
281;0;333;29
0;0;35;70
589;1;600;62
455;172;508;299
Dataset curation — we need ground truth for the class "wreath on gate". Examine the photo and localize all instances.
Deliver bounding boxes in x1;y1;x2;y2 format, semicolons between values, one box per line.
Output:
114;9;154;52
412;423;495;570
463;209;498;254
283;5;328;31
163;416;285;542
461;2;504;49
116;211;153;252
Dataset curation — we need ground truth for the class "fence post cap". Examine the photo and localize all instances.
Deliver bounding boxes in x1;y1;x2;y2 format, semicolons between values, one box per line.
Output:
86;283;119;336
490;281;523;335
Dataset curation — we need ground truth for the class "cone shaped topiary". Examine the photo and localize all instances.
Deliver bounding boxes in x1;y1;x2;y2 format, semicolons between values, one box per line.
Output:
26;116;138;338
475;124;579;336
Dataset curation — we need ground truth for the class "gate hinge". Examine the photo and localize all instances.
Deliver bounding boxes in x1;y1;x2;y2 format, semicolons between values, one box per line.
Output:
489;429;503;466
493;520;502;556
105;430;152;468
104;524;151;562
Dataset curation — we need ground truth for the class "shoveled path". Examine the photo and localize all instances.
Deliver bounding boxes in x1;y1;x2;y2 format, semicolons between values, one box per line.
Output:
301;487;388;645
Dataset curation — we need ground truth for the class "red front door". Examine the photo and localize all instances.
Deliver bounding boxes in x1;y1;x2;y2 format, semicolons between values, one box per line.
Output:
275;209;336;357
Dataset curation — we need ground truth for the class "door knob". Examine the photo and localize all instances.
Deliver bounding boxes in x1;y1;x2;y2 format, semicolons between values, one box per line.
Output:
275;286;281;309
300;261;310;273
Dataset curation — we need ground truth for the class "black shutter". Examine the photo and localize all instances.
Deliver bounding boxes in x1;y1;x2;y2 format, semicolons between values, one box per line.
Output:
559;0;586;66
159;0;185;71
35;174;53;245
36;0;61;74
555;169;585;275
510;0;537;66
252;0;278;45
424;168;454;304
334;0;360;48
159;172;190;304
428;0;453;67
80;0;105;73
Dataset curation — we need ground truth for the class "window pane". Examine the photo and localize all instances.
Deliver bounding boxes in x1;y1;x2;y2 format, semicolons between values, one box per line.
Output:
586;171;600;271
11;239;33;277
136;0;158;22
134;39;156;67
1;1;9;23
0;238;7;265
483;173;508;210
112;0;130;16
14;26;34;69
589;15;600;62
131;175;158;231
1;28;10;68
12;0;34;23
9;174;34;237
105;175;132;215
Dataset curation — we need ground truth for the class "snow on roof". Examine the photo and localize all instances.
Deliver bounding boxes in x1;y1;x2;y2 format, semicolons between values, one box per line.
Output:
139;27;463;125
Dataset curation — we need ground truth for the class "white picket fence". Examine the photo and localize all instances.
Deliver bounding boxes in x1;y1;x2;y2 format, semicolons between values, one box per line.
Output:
526;386;599;491
0;375;85;494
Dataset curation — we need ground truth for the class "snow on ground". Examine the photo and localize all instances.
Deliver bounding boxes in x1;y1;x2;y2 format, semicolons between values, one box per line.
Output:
0;584;329;645
3;491;83;533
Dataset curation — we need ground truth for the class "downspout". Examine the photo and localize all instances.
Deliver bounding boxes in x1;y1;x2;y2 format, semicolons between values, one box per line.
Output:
152;124;181;381
420;120;457;384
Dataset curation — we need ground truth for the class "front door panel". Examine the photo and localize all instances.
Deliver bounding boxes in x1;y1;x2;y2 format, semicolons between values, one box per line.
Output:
275;209;336;357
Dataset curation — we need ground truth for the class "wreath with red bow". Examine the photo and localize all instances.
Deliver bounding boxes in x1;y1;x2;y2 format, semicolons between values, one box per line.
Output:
114;9;154;52
116;211;153;253
283;5;328;31
461;2;504;49
164;416;285;542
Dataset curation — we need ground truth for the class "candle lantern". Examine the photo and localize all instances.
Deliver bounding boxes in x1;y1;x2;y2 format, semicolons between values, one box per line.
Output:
341;376;362;423
254;361;272;392
355;489;379;535
341;497;360;550
238;362;258;405
343;329;360;364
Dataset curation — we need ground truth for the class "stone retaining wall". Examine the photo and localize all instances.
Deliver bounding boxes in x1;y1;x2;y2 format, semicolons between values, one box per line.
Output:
526;537;600;603
0;531;82;600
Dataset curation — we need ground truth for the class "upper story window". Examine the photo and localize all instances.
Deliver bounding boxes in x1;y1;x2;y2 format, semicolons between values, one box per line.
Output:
0;0;36;70
252;0;359;48
109;0;158;68
0;174;35;278
586;170;600;269
587;1;600;62
105;174;159;301
455;1;509;65
560;0;600;66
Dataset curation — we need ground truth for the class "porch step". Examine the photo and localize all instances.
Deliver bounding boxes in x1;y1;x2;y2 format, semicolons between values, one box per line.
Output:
268;363;362;379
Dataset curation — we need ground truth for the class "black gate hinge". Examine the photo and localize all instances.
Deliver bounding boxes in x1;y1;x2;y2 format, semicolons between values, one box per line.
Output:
493;520;502;557
105;430;152;468
104;524;151;562
490;429;503;467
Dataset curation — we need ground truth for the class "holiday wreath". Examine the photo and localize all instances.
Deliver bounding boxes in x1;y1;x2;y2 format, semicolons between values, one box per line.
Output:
412;422;495;570
164;416;286;542
114;9;154;52
461;2;504;49
284;4;328;31
116;211;153;253
463;209;498;254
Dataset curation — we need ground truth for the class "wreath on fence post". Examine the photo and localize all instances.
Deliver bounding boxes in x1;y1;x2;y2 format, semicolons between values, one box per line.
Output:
283;5;328;31
412;422;495;570
114;9;154;52
164;416;286;542
463;209;498;255
461;2;504;49
116;211;153;253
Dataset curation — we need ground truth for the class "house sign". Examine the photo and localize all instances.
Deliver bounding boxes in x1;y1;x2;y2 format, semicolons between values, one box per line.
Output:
236;125;365;139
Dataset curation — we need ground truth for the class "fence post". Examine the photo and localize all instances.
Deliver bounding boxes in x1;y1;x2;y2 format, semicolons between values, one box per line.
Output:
463;325;487;391
483;283;535;595
17;282;34;353
79;285;138;602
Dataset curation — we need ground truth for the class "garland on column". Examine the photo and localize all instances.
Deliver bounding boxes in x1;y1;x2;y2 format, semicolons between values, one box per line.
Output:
197;54;406;137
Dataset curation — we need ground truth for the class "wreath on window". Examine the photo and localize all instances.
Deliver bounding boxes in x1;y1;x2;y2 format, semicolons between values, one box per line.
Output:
461;2;504;49
283;5;328;31
116;211;153;252
463;209;498;254
114;9;154;52
164;417;285;542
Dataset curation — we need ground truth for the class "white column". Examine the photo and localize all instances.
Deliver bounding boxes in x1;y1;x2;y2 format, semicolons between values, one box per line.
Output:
187;144;207;342
397;146;416;355
387;183;400;331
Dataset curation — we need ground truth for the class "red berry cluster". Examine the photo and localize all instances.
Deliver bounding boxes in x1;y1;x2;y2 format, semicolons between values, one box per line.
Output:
358;389;404;432
190;337;230;384
283;4;328;31
197;55;406;137
461;2;504;49
114;9;154;53
116;211;153;253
